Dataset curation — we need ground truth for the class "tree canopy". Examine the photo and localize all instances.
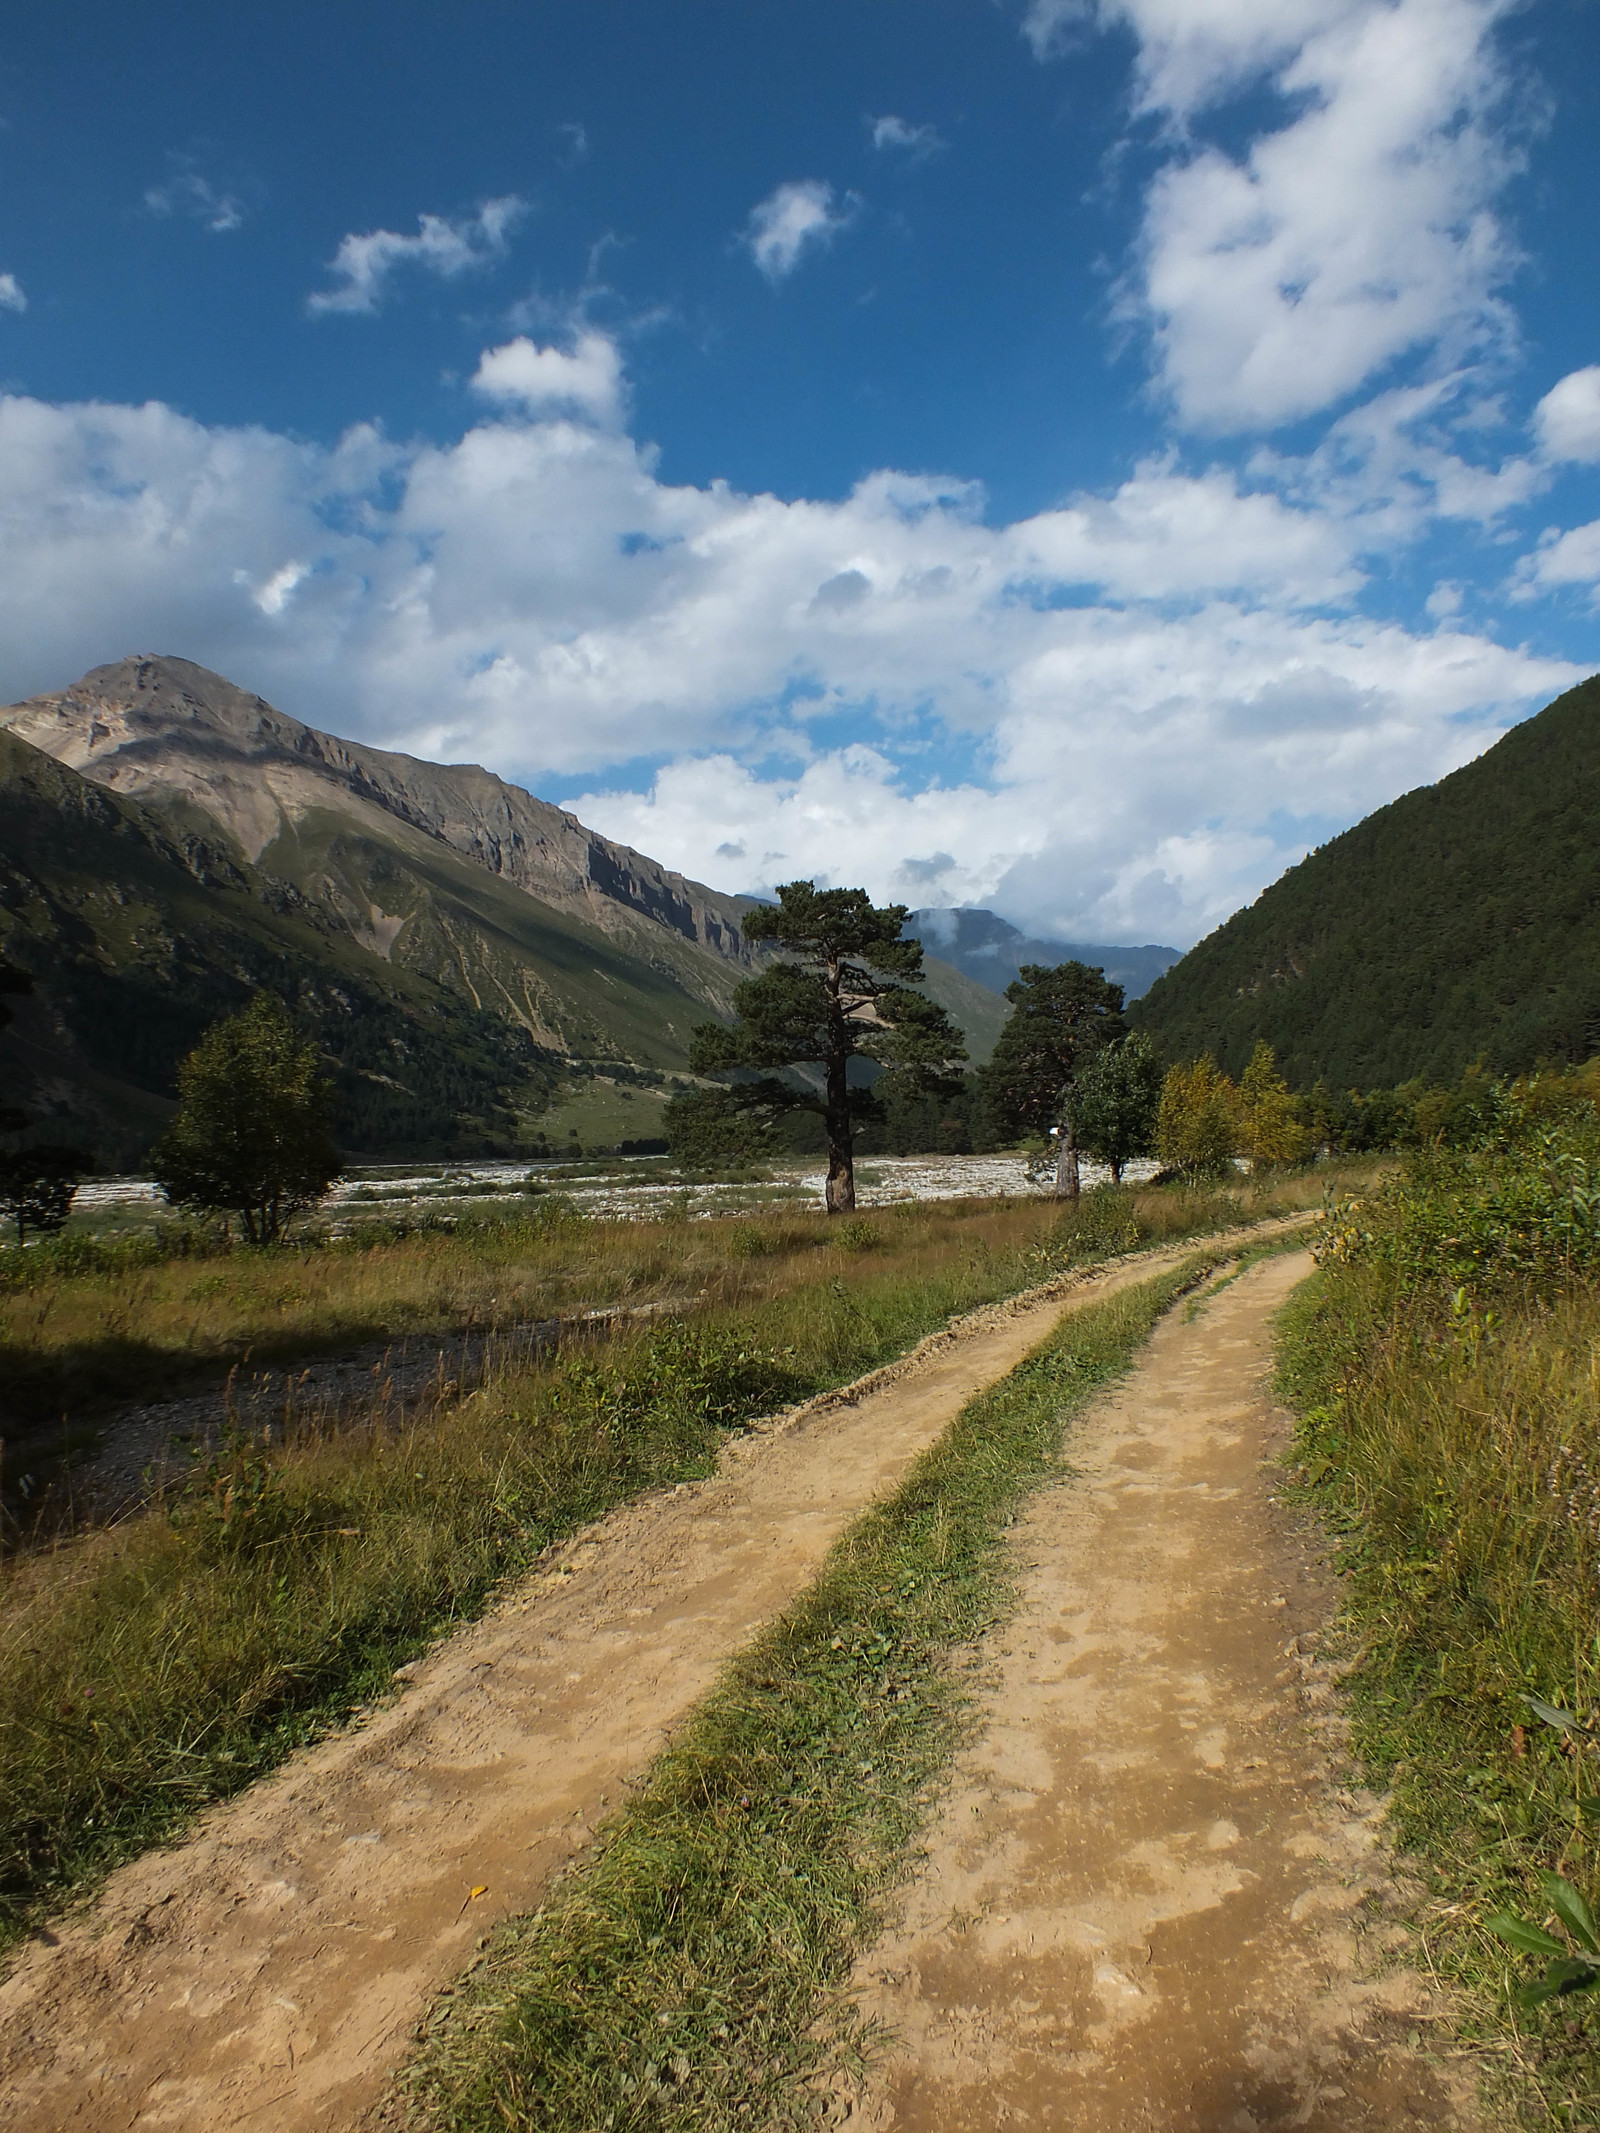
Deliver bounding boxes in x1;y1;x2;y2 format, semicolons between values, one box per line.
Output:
687;882;966;1212
1238;1041;1308;1168
0;1143;89;1244
1070;1031;1163;1183
978;961;1127;1196
1155;1055;1241;1182
150;994;341;1243
1133;673;1600;1090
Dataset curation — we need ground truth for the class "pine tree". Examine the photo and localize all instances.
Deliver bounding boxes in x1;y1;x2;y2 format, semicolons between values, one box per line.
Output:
978;962;1126;1197
687;883;965;1213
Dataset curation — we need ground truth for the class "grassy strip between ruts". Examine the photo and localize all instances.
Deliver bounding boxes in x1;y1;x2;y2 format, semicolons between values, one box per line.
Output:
391;1253;1214;2133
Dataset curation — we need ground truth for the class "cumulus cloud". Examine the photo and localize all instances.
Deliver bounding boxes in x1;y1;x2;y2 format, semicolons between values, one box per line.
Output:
869;115;945;160
0;374;1576;945
1514;520;1600;603
743;181;856;283
0;274;24;314
307;196;527;316
471;333;625;427
1534;368;1600;465
144;163;246;233
1033;0;1523;433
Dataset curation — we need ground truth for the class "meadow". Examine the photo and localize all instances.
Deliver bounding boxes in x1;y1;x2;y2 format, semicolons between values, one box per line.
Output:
0;1166;1347;1950
1278;1111;1600;2123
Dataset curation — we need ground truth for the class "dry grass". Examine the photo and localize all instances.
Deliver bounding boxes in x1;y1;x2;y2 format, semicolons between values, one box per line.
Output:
0;1167;1354;1438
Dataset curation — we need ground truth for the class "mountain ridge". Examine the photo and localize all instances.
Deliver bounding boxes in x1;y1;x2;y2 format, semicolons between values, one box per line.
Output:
910;908;1180;1004
0;657;1008;1155
1131;672;1600;1088
0;656;759;1003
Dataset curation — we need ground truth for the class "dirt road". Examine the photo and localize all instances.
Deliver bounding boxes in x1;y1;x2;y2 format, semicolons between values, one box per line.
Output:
852;1251;1479;2132
0;1232;1257;2133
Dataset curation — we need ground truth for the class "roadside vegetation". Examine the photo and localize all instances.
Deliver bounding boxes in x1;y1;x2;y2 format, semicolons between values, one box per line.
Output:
395;1256;1214;2133
0;1170;1345;1955
1276;1068;1600;2123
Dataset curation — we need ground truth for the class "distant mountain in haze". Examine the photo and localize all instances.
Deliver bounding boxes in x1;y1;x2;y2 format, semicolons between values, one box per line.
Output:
911;909;1182;1004
1132;672;1600;1089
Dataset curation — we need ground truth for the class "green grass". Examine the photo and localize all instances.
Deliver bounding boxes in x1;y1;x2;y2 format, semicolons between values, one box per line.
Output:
1276;1139;1600;2127
525;1077;672;1151
394;1259;1207;2133
0;1173;1341;1956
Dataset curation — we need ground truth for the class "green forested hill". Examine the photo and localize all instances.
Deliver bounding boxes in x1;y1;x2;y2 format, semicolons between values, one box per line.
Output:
0;733;570;1163
1132;673;1600;1089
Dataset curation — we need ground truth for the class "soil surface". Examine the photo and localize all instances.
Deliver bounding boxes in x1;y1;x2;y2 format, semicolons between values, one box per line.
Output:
850;1251;1481;2132
0;1230;1250;2133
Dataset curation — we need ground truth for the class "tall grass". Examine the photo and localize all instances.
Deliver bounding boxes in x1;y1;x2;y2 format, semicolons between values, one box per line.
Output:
1278;1123;1600;2123
0;1170;1347;1436
0;1174;1341;1952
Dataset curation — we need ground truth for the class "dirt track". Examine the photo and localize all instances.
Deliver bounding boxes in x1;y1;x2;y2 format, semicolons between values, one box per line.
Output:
0;1231;1260;2133
852;1252;1480;2131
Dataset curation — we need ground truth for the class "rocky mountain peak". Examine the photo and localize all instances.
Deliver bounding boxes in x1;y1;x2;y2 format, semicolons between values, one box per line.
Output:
0;656;757;971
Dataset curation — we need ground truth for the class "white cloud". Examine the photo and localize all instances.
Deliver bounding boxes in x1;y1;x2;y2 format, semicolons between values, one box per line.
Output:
1514;519;1600;602
1012;464;1363;604
743;181;855;284
471;333;624;427
1534;368;1600;465
307;196;527;316
0;371;1576;946
144;165;246;233
869;115;945;160
1033;0;1523;434
0;274;26;314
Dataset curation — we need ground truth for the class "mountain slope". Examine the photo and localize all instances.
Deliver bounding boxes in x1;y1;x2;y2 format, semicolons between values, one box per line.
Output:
1;656;994;1068
1132;673;1600;1089
0;732;578;1163
0;656;758;1033
911;909;1180;1003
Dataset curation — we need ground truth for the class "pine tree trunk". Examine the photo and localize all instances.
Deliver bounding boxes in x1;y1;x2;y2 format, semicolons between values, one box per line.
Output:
825;1115;855;1212
1054;1112;1081;1199
824;956;855;1214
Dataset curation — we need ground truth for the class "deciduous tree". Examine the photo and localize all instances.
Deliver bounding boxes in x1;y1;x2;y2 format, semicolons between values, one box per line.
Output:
150;995;340;1243
0;1144;89;1244
1071;1032;1164;1184
688;882;965;1213
1155;1055;1242;1182
1239;1040;1309;1168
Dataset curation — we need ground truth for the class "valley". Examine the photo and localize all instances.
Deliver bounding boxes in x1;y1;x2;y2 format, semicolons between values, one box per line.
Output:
4;656;1600;2133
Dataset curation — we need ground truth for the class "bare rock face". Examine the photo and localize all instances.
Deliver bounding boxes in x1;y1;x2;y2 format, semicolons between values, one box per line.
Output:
0;655;756;969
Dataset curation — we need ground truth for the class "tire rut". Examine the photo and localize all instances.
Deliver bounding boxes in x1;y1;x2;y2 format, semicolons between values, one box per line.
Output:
849;1252;1482;2132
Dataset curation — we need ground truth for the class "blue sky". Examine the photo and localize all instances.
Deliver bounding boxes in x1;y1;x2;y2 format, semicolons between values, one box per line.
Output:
1;0;1598;946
